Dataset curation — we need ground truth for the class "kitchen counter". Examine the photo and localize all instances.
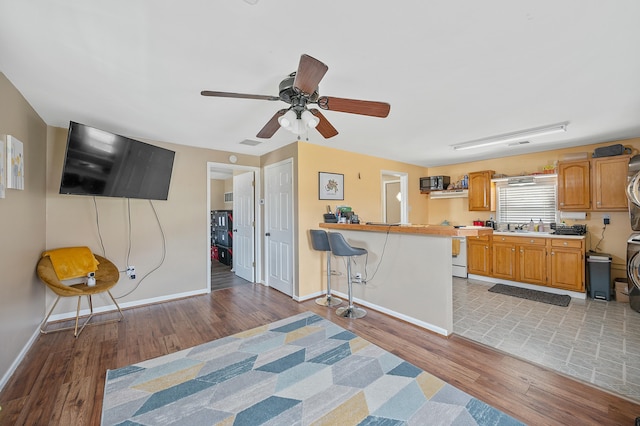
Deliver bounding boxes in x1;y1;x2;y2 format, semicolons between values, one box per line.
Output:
319;223;493;237
318;222;465;336
493;231;585;240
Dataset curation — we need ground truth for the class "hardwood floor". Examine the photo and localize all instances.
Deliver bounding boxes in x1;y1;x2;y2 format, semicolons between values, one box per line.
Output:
210;260;250;291
1;280;639;425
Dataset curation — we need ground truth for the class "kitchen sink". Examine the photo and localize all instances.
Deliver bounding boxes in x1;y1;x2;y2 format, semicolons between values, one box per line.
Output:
503;230;553;235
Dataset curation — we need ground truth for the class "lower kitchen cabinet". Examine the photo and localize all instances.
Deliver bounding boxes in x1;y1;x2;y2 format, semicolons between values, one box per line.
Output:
492;237;516;280
549;239;585;292
518;238;547;286
468;234;585;292
467;235;491;276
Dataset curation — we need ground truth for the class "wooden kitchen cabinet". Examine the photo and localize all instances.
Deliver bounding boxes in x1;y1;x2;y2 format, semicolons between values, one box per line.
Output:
557;160;590;210
471;234;585;293
492;236;516;280
518;238;547;286
467;235;491;276
557;155;629;211
492;235;547;285
592;155;629;211
549;239;585;292
468;170;495;211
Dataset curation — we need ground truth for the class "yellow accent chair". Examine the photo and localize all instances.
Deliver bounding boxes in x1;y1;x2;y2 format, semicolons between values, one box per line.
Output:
36;248;124;337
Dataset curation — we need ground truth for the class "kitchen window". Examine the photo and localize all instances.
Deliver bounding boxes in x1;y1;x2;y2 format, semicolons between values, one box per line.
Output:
495;177;558;225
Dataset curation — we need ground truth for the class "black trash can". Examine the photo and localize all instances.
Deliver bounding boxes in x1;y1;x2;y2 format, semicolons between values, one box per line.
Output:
587;251;612;300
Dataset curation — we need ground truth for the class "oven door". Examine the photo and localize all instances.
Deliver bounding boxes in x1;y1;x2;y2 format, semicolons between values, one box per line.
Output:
452;237;467;278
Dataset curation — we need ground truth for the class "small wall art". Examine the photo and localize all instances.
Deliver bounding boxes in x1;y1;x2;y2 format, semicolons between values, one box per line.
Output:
319;172;344;200
0;136;5;198
7;135;24;190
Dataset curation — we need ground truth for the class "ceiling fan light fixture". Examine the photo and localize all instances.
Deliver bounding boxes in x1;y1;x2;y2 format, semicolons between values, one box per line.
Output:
451;122;569;151
278;110;297;128
301;110;319;128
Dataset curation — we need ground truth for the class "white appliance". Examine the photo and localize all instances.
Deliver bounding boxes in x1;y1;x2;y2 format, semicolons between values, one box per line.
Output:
452;237;467;278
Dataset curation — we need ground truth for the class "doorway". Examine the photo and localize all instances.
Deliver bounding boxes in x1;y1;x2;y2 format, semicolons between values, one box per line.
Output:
264;158;294;297
207;162;261;292
381;170;408;224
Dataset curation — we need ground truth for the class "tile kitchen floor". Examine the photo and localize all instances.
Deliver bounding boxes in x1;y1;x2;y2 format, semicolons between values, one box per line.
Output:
453;277;640;402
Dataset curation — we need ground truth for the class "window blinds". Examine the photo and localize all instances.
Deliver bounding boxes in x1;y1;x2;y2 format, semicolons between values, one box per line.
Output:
496;180;558;224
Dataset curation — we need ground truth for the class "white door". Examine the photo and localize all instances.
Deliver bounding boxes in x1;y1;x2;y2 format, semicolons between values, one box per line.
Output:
265;159;294;296
233;171;255;282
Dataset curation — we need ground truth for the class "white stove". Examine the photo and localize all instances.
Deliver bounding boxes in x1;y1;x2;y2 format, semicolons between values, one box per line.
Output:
452;236;467;278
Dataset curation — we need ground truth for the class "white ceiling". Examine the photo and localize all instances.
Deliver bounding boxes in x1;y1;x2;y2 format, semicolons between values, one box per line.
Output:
1;1;639;167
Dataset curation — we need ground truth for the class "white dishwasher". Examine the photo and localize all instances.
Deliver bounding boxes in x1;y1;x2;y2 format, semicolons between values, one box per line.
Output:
452;237;468;278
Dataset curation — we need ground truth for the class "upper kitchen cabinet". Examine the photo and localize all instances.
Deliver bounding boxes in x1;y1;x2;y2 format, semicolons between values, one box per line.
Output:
468;170;495;211
557;155;629;211
557;160;590;210
592;155;629;211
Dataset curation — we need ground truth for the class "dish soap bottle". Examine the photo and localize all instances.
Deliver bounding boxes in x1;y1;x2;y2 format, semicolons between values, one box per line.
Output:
528;219;535;231
538;219;544;232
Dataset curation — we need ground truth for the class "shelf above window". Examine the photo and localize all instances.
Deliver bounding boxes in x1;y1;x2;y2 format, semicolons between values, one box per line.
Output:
428;189;469;199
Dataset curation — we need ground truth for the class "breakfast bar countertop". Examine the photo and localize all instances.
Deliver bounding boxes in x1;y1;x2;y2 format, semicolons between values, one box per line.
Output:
319;223;493;237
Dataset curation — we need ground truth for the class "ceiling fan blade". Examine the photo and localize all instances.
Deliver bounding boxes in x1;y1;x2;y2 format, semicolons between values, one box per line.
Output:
293;54;328;96
201;90;279;101
256;109;287;138
317;96;390;118
309;109;338;139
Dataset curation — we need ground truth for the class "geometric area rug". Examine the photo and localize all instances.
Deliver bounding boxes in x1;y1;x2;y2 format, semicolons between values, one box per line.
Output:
102;311;525;425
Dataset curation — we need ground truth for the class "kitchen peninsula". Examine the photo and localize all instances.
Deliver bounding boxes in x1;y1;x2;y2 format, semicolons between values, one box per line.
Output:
319;223;492;336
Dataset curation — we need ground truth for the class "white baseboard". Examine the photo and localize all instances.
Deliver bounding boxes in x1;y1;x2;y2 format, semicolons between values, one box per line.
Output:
331;290;450;337
293;291;323;302
0;326;40;393
46;288;210;322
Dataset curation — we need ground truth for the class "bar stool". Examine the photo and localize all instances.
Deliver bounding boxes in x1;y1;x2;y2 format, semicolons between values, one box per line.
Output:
309;230;342;307
327;232;367;319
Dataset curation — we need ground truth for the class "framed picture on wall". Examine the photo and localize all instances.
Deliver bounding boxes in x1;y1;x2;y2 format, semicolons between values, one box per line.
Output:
0;136;5;198
6;135;24;190
319;172;344;200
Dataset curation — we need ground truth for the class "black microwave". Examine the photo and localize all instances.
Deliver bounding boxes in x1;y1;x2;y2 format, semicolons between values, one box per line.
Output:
420;176;450;191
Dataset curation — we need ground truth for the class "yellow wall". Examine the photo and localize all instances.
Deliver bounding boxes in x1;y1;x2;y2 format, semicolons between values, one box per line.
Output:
296;142;428;297
427;138;640;278
0;73;48;382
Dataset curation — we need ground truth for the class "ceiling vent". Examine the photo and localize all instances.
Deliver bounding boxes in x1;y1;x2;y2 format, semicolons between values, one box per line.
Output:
239;139;262;146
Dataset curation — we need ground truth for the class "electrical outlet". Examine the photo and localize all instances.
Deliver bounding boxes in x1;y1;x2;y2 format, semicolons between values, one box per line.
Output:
126;266;136;279
603;214;610;225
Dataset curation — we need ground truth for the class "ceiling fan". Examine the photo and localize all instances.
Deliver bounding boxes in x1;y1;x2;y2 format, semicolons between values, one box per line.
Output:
201;54;391;139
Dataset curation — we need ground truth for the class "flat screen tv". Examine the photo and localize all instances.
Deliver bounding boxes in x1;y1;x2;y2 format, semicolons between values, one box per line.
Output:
60;122;175;200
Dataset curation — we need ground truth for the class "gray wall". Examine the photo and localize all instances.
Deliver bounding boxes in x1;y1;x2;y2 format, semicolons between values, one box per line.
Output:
0;73;47;385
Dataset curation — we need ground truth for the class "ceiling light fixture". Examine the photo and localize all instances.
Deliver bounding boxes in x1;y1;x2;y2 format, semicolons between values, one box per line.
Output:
278;110;297;129
279;108;319;135
301;110;319;128
451;122;569;151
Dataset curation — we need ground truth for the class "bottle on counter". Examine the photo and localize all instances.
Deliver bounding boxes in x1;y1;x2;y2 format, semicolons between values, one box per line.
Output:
528;219;535;231
538;219;544;232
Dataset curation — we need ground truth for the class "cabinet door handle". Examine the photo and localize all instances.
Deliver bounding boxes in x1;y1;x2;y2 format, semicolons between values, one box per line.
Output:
563;242;568;246
551;251;555;255
512;248;516;252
